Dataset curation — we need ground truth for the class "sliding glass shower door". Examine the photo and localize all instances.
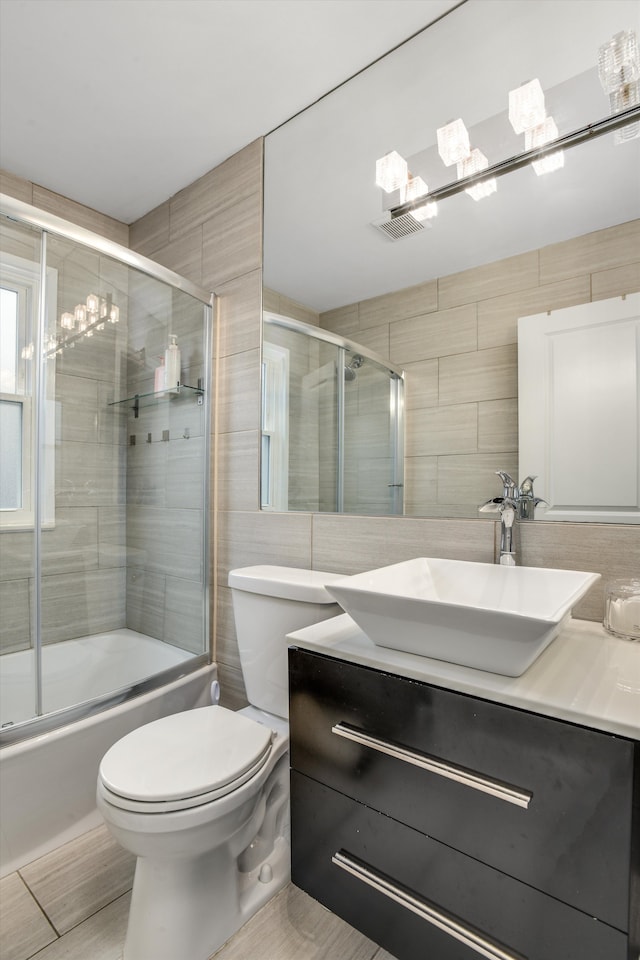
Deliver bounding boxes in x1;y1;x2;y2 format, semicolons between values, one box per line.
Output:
262;314;404;515
0;199;212;737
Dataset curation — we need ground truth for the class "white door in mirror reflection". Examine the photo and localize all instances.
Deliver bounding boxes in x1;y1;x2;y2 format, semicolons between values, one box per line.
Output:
518;293;639;523
261;343;289;511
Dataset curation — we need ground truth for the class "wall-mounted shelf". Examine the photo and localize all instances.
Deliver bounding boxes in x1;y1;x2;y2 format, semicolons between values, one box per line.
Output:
109;382;204;418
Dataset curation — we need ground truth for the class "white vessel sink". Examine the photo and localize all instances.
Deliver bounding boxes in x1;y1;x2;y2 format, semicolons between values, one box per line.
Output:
325;558;600;676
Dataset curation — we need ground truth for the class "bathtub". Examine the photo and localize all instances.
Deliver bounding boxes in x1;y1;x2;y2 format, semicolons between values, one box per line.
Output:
0;630;216;876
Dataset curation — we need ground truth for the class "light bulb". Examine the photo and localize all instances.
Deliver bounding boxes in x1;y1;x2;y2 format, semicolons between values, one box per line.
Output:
437;119;470;166
74;303;87;325
60;311;75;330
458;148;497;200
375;151;408;192
525;116;564;175
411;200;438;221
86;293;99;315
508;79;546;134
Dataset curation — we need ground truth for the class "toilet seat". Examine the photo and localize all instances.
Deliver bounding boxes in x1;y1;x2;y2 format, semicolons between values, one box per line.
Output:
98;706;274;813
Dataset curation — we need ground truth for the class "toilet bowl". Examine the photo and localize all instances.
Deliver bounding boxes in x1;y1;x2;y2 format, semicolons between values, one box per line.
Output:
97;566;342;960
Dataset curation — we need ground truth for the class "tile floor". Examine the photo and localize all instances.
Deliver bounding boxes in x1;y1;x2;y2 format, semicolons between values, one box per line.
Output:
0;825;397;960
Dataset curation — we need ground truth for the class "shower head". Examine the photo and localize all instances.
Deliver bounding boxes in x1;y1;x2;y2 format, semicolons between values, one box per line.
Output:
344;354;364;381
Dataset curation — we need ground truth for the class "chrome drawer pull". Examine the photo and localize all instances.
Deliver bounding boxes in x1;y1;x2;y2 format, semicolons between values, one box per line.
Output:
331;722;531;809
332;851;526;960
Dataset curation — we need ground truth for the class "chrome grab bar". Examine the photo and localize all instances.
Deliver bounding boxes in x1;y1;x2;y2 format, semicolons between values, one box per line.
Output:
331;722;531;809
332;851;527;960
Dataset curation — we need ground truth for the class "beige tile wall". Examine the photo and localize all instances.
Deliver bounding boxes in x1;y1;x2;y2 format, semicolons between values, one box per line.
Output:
320;219;640;518
7;156;636;707
129;147;639;707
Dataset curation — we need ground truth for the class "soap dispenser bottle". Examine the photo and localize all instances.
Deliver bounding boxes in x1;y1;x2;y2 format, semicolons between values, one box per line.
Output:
164;335;181;392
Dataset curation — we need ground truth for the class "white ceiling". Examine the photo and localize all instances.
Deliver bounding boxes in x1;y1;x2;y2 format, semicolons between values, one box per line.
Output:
0;0;460;224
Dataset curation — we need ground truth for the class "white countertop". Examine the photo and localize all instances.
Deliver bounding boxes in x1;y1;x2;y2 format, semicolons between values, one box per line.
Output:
287;614;640;741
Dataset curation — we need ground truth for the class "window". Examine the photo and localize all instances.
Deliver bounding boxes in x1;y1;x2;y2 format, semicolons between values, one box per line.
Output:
0;252;56;530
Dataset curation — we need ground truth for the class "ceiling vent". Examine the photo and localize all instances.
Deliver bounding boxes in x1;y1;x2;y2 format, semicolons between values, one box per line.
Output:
371;212;425;241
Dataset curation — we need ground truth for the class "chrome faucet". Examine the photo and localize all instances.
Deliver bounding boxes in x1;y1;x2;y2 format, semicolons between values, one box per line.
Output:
478;471;547;566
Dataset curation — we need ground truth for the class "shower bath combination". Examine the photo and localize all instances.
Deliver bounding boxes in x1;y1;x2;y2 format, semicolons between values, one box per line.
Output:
262;313;404;516
0;194;213;874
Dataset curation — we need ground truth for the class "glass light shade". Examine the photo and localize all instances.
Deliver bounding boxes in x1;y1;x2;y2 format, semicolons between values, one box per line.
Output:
437;119;470;166
99;298;108;319
74;303;87;325
610;82;640;143
60;311;75;330
402;174;428;203
525;117;565;174
458;148;497;200
86;293;99;315
109;304;120;323
598;30;640;94
376;151;408;192
411;200;438;221
508;79;546;134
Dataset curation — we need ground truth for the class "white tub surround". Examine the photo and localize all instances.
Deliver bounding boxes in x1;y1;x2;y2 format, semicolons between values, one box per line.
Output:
288;615;640;739
0;658;216;876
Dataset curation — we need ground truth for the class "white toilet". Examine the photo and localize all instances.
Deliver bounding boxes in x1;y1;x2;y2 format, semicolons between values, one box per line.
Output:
97;566;342;960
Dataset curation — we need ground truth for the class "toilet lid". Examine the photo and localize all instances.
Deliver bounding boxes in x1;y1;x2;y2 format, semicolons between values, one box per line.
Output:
99;706;273;803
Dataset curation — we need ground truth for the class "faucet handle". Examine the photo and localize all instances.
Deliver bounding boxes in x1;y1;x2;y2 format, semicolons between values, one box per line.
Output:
519;475;537;497
495;471;517;499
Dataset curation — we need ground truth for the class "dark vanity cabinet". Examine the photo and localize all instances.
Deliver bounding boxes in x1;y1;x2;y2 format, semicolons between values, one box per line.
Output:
289;647;640;960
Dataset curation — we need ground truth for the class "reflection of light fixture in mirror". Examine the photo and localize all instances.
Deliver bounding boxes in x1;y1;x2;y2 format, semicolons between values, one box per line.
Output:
458;149;497;200
508;79;546;134
402;175;438;220
599;29;640;143
525;117;564;175
375;150;408;192
436;118;470;167
55;292;119;355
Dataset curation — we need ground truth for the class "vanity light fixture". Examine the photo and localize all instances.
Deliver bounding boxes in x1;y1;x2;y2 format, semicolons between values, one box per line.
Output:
50;292;120;356
377;30;640;233
375;150;408;192
598;29;640;143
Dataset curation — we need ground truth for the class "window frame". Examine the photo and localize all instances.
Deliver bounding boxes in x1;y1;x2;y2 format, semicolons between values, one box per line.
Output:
0;251;57;531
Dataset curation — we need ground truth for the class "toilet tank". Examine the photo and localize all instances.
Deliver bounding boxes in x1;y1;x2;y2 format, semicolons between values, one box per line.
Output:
228;566;343;719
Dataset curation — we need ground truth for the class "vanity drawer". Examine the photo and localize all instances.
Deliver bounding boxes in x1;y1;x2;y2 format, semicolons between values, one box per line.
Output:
291;771;628;960
289;647;636;931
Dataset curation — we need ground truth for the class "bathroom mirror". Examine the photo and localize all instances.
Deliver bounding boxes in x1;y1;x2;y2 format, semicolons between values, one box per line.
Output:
262;0;640;519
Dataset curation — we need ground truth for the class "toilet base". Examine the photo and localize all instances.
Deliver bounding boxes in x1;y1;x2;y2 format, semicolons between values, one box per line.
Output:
123;834;290;960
